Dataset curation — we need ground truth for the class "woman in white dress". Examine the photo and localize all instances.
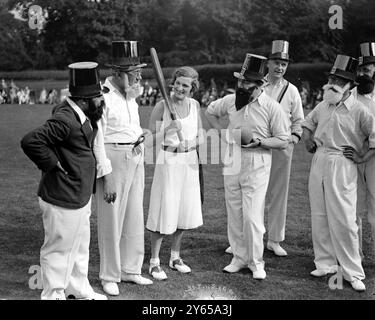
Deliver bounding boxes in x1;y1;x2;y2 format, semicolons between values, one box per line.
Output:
146;66;204;280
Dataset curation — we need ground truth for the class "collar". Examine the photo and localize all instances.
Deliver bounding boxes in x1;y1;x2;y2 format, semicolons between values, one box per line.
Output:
104;77;134;101
104;77;119;94
264;74;286;88
66;97;89;125
251;90;267;106
340;93;355;111
244;91;267;118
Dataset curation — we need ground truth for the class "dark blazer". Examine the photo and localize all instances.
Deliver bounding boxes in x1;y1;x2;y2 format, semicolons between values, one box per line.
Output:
21;101;97;209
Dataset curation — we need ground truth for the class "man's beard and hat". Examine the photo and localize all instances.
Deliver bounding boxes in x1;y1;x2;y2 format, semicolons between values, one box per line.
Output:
232;40;291;112
68;61;106;123
322;54;359;106
231;54;267;145
106;40;147;100
233;53;267;111
356;42;375;95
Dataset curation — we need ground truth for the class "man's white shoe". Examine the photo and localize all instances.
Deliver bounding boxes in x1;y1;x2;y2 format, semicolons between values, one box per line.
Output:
169;258;191;273
225;246;233;254
121;273;153;285
310;269;336;277
351;279;366;292
252;269;266;280
267;241;287;257
223;262;246;273
149;265;168;281
101;281;119;296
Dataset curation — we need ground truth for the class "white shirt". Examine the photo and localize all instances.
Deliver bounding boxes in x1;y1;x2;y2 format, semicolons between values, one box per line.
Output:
94;77;143;178
351;88;375;153
303;93;375;153
101;77;143;143
206;91;289;142
263;75;304;137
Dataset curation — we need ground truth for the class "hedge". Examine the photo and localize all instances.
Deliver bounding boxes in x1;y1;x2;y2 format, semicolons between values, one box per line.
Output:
0;62;331;90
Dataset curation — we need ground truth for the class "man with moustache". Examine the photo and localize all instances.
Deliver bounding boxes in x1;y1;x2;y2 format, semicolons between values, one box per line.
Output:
303;55;375;292
94;41;152;296
352;42;375;259
205;54;289;280
21;62;107;300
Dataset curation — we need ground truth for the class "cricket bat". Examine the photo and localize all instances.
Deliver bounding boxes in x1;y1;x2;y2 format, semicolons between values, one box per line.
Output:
150;47;183;141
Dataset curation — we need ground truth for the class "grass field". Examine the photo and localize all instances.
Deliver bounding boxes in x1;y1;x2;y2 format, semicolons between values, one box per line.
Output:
0;103;374;300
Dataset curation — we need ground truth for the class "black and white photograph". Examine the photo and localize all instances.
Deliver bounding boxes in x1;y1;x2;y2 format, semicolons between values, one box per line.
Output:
1;0;375;307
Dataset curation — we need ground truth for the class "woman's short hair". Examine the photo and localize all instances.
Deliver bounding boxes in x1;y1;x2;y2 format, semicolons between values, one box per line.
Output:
171;66;200;94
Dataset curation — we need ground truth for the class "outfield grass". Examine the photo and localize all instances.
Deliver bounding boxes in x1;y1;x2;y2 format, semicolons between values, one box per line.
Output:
0;104;374;300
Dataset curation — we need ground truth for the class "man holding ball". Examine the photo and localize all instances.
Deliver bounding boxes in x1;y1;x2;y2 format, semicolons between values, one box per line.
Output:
205;53;289;280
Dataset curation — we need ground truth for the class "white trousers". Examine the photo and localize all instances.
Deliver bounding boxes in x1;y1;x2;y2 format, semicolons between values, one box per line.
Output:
224;149;272;271
309;149;364;281
266;143;294;242
39;197;94;300
95;144;145;282
356;157;375;255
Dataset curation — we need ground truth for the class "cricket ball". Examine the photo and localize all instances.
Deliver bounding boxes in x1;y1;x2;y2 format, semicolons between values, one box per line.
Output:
240;127;253;145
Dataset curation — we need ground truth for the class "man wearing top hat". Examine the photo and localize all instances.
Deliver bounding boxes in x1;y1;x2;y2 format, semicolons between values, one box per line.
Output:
263;40;304;257
21;62;107;300
302;54;375;292
94;40;152;296
205;54;289;280
352;42;375;259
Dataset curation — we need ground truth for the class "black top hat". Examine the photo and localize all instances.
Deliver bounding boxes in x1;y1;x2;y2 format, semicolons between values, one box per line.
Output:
329;54;358;82
68;62;103;98
268;40;291;62
234;54;267;82
358;42;375;66
109;40;147;71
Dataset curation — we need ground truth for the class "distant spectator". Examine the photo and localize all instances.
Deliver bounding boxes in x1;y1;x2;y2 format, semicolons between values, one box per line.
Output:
29;90;36;104
17;89;25;104
200;90;210;107
24;86;30;104
47;89;58;104
10;79;18;91
0;88;7;104
300;86;309;108
9;87;17;104
39;87;47;104
1;79;8;91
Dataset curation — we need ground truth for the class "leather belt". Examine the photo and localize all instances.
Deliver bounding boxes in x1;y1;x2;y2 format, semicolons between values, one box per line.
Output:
106;135;146;147
108;142;133;145
162;145;195;153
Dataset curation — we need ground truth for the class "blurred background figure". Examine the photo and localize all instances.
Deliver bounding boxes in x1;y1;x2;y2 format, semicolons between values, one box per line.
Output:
299;81;310;109
47;89;58;104
39;87;47;104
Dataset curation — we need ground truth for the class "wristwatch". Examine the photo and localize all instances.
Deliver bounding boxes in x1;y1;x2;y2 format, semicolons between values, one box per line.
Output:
255;138;262;147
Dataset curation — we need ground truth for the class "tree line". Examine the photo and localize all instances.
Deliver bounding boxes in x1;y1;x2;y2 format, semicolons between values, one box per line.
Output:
0;0;374;71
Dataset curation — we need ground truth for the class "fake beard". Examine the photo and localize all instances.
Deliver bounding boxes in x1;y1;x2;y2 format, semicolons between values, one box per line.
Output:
125;83;141;99
356;75;375;95
322;84;345;105
235;87;256;110
84;99;104;122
